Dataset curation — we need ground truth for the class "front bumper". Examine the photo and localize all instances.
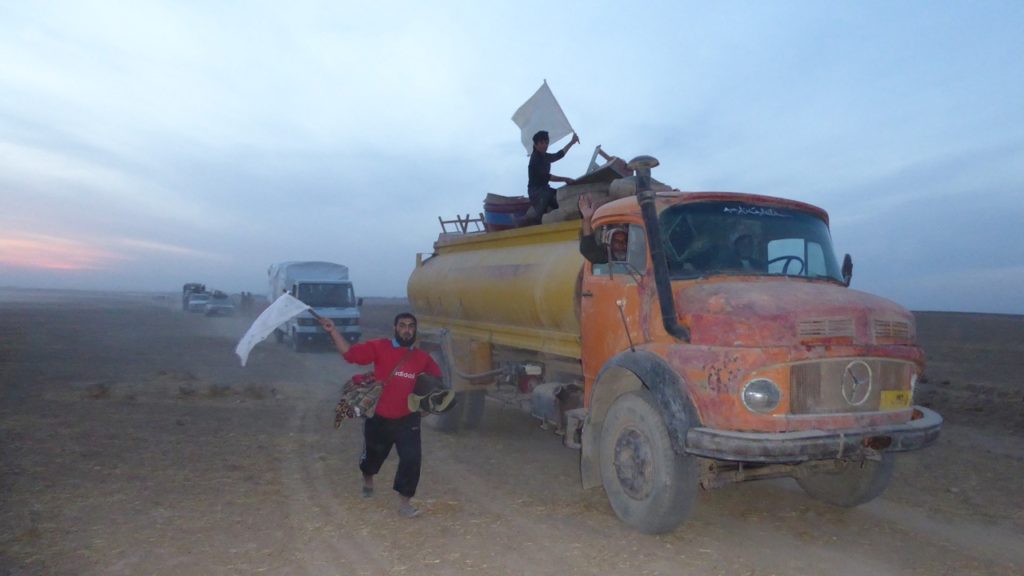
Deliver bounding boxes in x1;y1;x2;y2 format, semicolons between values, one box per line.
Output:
685;406;942;463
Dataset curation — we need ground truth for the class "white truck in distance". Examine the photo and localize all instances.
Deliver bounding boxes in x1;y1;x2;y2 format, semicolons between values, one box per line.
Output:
268;261;361;351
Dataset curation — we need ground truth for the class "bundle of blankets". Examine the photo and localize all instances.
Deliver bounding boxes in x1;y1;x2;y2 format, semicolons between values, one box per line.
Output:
334;372;382;427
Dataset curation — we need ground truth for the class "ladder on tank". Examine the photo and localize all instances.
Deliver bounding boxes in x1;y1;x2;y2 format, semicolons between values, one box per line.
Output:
438;213;485;234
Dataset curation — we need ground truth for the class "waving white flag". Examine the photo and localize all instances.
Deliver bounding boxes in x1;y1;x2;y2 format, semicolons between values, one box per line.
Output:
512;80;574;154
235;293;311;366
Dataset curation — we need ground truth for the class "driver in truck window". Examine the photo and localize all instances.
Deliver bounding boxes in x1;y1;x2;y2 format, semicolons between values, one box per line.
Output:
577;194;627;264
724;233;765;272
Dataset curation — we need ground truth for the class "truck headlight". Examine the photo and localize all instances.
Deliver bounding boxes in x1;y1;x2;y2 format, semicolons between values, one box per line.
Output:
742;378;781;413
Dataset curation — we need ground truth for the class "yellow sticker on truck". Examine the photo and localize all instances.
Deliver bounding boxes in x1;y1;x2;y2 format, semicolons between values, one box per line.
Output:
880;390;911;410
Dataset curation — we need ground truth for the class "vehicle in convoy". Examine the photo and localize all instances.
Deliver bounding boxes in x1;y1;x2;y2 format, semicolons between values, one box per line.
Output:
203;291;236;317
407;155;942;533
182;282;205;311
268;261;361;351
185;292;210;313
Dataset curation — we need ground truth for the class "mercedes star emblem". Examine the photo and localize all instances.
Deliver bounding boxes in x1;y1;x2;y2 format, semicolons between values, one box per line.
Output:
841;360;873;406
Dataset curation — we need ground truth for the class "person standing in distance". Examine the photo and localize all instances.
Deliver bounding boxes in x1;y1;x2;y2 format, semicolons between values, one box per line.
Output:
527;130;580;223
319;312;442;518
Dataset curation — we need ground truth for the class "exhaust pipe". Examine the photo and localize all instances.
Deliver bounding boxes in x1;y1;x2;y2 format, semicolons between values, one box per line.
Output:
631;155;691;342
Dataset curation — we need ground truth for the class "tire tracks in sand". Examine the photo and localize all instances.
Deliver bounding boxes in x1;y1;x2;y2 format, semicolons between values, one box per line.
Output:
278;375;392;576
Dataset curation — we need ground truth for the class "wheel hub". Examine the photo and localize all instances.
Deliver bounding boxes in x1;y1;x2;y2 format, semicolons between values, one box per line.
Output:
613;427;654;499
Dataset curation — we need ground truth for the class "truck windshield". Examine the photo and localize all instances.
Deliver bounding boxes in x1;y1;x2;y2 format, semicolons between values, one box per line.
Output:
659;201;843;282
297;283;355;307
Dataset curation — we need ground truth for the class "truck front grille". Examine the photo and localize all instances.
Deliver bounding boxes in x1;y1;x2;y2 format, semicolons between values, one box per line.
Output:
790;359;914;414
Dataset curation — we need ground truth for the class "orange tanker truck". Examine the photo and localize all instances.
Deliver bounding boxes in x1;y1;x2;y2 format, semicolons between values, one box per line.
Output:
407;155;942;533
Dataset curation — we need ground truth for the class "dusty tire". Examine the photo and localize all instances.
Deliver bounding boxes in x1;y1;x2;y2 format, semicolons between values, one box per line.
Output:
796;454;895;507
423;348;462;433
274;329;284;343
423;344;487;430
460;390;486;430
421;346;488;433
427;397;464;433
599;390;697;534
428;391;485;432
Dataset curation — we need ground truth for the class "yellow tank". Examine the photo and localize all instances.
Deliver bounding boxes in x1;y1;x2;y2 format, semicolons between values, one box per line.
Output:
407;220;584;359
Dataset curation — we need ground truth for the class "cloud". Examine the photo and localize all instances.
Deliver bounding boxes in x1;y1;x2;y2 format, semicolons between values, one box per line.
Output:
114;237;227;260
0;231;124;271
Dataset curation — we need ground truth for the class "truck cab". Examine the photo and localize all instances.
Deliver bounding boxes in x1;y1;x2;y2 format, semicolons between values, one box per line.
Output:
181;282;205;311
268;261;361;351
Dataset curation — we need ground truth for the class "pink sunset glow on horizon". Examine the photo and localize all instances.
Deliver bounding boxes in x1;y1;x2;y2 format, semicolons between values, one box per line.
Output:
0;234;123;272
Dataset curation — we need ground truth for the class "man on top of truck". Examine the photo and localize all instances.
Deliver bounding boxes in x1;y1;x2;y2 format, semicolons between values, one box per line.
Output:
526;130;580;223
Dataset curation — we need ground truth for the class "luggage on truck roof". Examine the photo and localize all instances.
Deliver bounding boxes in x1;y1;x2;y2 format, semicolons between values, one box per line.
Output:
441;148;675;234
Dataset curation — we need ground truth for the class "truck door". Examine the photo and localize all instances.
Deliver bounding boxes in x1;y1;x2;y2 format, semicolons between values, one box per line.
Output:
580;224;647;391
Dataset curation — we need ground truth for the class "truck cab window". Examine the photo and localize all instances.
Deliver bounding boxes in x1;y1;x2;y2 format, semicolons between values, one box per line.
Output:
659;202;843;282
298;283;354;308
593;224;646;278
766;238;829;276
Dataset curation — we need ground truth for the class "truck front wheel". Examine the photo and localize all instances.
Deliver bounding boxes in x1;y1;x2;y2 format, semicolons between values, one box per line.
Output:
600;390;697;534
796;454;894;507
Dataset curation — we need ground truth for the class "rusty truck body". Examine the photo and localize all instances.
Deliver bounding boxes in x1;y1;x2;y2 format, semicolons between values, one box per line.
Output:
407;156;942;533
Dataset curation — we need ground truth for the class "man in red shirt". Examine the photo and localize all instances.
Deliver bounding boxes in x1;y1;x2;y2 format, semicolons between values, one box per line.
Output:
320;312;442;518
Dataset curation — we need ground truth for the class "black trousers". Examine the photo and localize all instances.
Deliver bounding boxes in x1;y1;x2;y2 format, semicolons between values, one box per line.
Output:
528;186;559;219
360;412;421;498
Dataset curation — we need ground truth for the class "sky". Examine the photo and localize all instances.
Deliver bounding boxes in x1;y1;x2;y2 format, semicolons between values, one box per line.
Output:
1;1;1021;313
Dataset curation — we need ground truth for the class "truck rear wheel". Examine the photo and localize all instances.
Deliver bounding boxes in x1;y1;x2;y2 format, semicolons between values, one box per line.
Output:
427;396;464;432
427;390;487;432
461;390;486;430
599;389;697;534
291;329;305;353
422;348;486;433
796;454;895;507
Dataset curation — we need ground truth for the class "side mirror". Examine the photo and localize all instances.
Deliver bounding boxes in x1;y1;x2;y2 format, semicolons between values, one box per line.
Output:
842;254;853;286
357;297;364;307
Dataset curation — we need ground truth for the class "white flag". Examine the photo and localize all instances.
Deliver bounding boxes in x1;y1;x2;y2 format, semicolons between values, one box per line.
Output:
512;80;574;154
235;293;311;366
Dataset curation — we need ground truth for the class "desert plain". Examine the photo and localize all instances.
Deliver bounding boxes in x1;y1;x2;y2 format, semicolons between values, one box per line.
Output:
0;288;1022;575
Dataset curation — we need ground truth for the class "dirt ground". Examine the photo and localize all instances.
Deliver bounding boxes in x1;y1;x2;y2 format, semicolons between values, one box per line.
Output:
1;289;1022;576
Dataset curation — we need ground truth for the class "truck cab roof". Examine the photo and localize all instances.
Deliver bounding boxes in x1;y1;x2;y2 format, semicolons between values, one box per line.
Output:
592;191;830;227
